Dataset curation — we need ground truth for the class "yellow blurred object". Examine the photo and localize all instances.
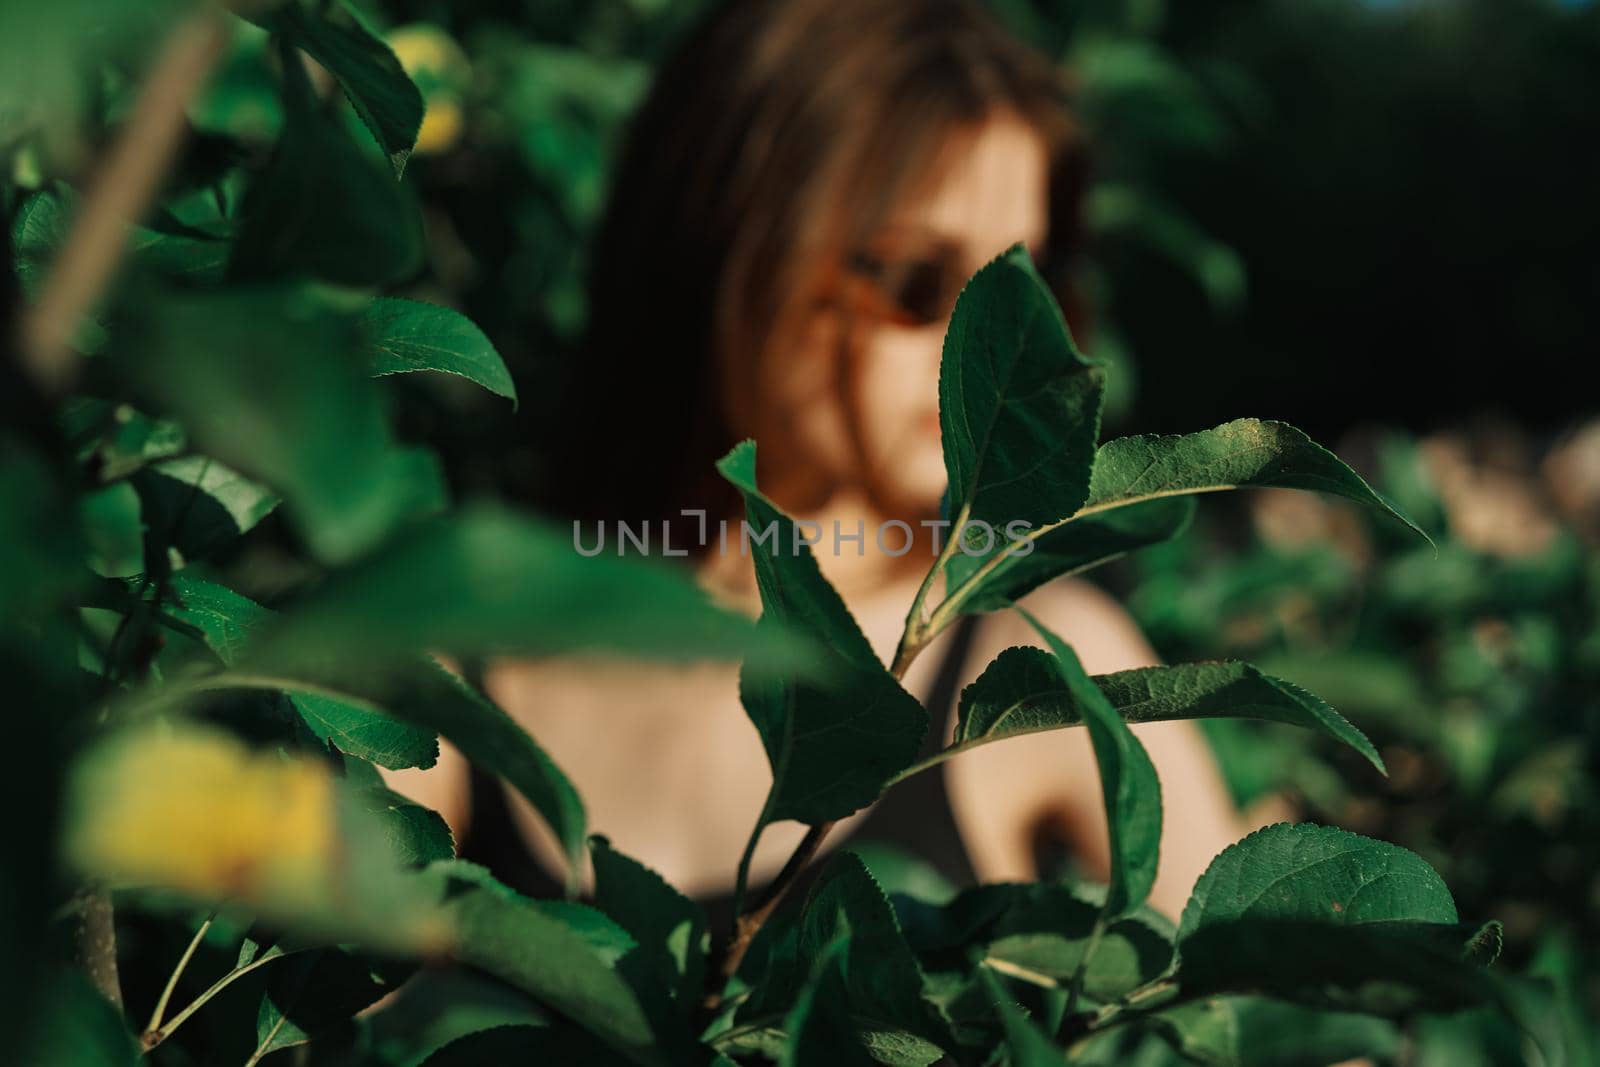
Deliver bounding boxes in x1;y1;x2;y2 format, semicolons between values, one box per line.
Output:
415;100;463;155
388;23;469;156
67;726;336;902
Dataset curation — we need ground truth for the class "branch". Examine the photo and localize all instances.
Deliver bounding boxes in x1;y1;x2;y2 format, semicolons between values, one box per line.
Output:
18;7;230;394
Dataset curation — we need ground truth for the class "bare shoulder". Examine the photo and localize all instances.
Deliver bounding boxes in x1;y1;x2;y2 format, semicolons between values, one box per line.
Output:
964;577;1159;676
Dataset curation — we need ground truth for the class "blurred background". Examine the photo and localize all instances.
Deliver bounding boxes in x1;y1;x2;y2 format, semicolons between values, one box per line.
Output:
4;0;1597;1061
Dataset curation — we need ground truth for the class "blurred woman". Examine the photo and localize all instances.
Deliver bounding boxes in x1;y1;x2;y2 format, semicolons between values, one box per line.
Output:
397;0;1253;919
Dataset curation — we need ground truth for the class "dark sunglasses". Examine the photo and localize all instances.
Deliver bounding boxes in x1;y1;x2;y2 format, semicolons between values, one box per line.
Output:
843;248;968;327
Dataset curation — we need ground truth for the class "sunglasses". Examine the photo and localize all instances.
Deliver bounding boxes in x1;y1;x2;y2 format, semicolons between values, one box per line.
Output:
842;248;969;327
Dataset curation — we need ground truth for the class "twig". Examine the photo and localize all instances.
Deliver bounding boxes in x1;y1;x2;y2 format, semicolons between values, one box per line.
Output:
145;913;215;1036
141;945;294;1051
18;7;230;393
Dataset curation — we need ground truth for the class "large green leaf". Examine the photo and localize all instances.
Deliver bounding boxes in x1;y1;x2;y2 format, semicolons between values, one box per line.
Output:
229;40;421;285
590;836;707;1007
1022;612;1161;920
939;244;1104;535
945;496;1194;615
117;281;444;563
155;575;440;772
1083;419;1428;541
363;297;517;404
1177;823;1459;940
1175;824;1499;1013
894;651;1383;779
249;506;800;669
718;442;926;823
415;862;661;1065
255;0;424;176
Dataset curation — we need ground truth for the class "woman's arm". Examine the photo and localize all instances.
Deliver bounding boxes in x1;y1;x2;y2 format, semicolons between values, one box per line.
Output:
943;579;1255;919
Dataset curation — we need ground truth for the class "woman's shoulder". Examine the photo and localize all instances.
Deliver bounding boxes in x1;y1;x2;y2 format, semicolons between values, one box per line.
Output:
962;577;1159;676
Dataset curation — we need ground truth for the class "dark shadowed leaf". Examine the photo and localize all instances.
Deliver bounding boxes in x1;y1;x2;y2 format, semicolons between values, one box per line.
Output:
415;862;661;1064
131;455;279;562
1149;997;1401;1067
255;0;424;176
1021;612;1161;920
977;969;1062;1067
591;836;707;1006
719;442;926;823
229;41;421;285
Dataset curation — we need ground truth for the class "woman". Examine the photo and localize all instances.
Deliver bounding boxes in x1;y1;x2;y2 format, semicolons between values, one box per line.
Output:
396;0;1254;920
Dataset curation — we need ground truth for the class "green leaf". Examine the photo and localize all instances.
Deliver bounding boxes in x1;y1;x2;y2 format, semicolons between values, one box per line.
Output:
61;398;186;482
777;936;882;1067
1149;997;1401;1067
746;852;951;1052
251;506;800;669
1084;419;1429;543
977;968;1062;1067
1020;611;1161;920
229;41;421;284
355;786;455;866
1175;824;1500;1013
945;496;1194;615
419;1024;632;1066
939;243;1104;535
911;651;1383;777
153;575;440;772
1177;823;1459;940
131;455;280;562
416;862;661;1064
22;972;140;1067
718;441;926;823
363;297;517;404
253;949;414;1062
256;0;424;176
899;882;1174;1003
117;281;443;563
590;836;707;1006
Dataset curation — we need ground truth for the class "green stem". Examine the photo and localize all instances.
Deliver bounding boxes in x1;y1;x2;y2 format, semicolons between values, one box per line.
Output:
1065;915;1108;1018
145;913;214;1035
141;946;293;1052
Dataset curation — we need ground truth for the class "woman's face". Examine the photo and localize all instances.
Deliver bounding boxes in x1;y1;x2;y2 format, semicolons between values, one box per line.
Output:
766;111;1050;517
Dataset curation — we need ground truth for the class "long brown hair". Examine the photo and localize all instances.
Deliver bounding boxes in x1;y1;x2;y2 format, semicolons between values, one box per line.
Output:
544;0;1090;540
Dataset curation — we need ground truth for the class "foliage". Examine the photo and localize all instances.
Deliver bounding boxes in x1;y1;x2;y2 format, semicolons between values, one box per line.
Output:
0;2;1568;1066
1120;425;1600;1063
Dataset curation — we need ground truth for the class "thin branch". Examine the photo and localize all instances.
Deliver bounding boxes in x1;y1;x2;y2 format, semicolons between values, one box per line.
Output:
141;945;295;1051
18;7;230;394
145;913;215;1035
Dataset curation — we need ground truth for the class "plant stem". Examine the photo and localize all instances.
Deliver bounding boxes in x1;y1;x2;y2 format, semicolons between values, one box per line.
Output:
141;946;292;1051
145;913;215;1035
706;531;967;1011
